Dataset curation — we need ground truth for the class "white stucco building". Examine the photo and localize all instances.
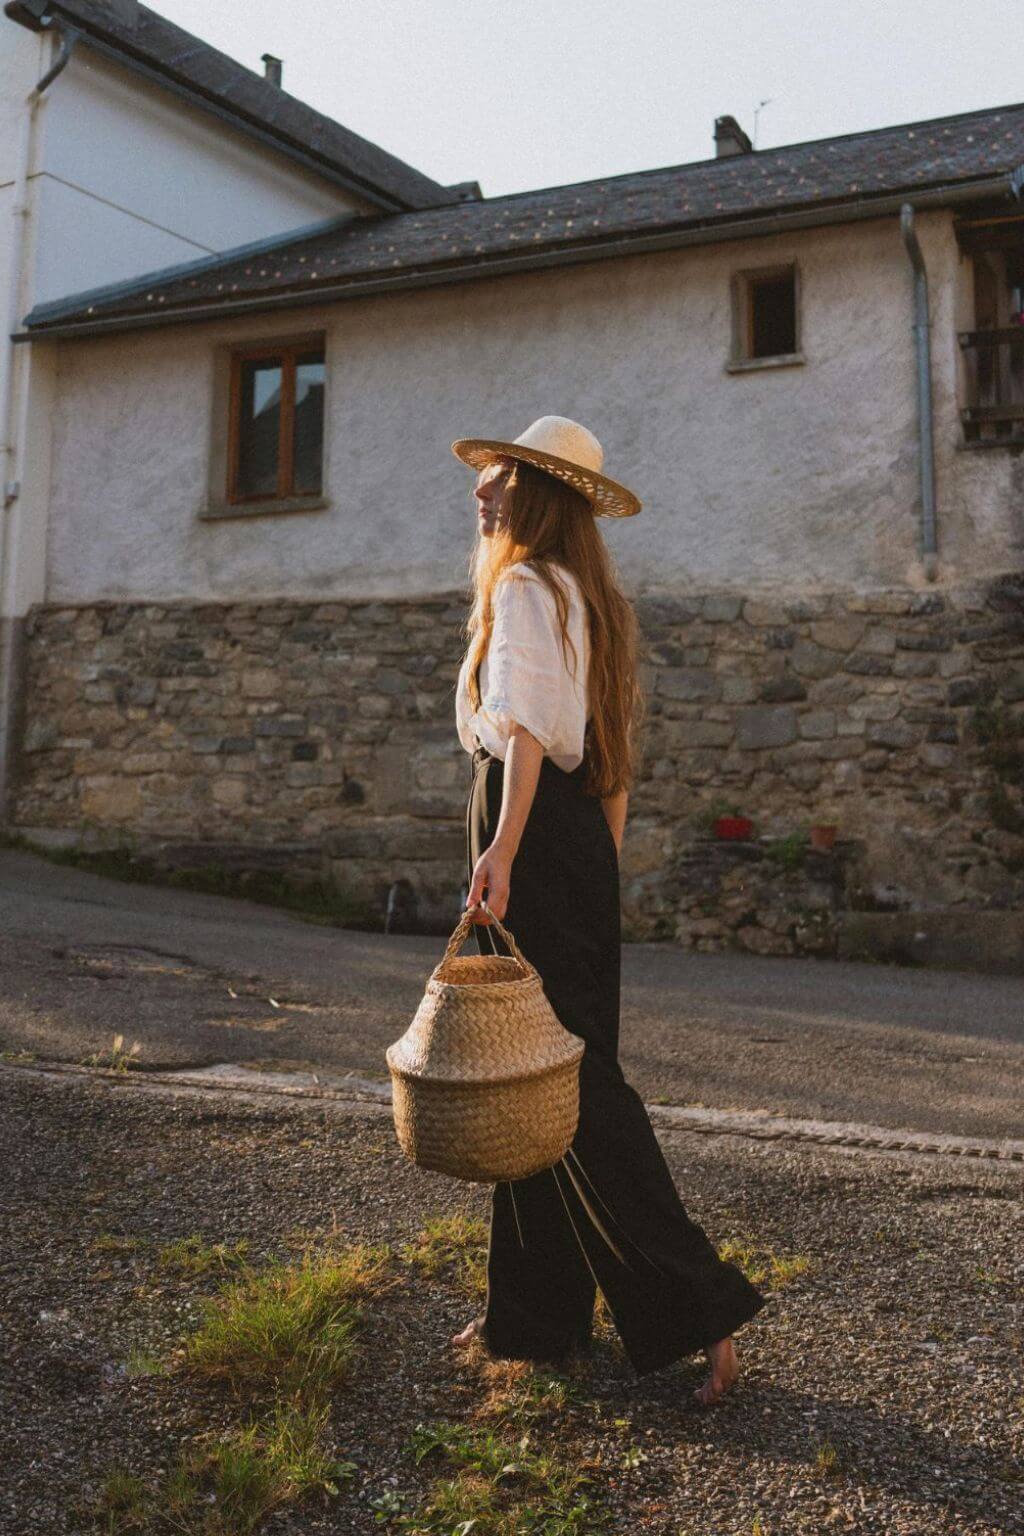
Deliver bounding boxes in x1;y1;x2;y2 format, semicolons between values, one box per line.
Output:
3;0;1024;956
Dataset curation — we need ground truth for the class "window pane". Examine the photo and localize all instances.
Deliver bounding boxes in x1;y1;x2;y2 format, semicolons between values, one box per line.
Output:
293;350;325;494
750;274;796;357
236;359;281;498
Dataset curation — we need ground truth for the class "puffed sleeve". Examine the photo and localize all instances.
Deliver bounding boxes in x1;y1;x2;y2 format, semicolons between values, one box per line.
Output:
467;571;563;757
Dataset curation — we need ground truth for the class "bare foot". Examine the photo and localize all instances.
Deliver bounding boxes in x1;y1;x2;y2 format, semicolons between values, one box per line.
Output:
693;1335;740;1406
451;1316;485;1348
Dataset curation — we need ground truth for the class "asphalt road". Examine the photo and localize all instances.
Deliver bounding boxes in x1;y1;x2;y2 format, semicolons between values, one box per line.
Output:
1;848;1021;1139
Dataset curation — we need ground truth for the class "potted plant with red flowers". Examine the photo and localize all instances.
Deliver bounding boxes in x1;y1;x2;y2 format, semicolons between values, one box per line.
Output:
809;821;839;851
705;797;755;842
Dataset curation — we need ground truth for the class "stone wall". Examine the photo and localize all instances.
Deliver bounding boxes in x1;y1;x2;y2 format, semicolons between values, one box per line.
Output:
10;571;1024;948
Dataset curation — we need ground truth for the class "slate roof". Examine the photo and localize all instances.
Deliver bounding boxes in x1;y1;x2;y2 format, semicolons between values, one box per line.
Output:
20;98;1024;340
5;0;458;211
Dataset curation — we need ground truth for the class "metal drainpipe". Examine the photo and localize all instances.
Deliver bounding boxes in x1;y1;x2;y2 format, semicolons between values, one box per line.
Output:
1;22;79;508
899;203;939;581
0;20;79;821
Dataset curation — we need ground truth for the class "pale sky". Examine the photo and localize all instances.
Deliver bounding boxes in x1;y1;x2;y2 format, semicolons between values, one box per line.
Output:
155;0;1023;198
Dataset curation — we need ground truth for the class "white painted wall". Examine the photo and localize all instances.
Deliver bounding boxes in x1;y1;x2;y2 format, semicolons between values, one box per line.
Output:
31;45;372;305
0;12;374;632
42;208;1019;604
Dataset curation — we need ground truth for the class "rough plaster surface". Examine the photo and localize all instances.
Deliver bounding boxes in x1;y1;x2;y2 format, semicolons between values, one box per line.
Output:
43;210;1023;604
32;48;366;305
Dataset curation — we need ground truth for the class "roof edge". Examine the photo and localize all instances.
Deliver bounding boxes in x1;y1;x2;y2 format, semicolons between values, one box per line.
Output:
16;173;1015;344
23;211;366;328
4;0;460;212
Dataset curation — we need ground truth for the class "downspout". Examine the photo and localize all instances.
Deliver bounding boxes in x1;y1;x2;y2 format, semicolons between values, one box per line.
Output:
1;20;79;506
899;203;939;581
0;19;79;819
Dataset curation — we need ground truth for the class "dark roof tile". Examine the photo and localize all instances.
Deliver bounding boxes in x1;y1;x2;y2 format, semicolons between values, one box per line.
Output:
21;99;1024;337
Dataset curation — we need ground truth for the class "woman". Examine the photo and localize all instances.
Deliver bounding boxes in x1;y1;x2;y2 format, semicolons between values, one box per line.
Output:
449;416;766;1405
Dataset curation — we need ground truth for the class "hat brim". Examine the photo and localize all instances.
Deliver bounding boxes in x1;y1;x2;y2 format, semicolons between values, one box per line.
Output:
451;437;641;518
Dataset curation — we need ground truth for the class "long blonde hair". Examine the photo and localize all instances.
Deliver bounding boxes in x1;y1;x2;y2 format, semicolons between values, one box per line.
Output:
462;455;645;797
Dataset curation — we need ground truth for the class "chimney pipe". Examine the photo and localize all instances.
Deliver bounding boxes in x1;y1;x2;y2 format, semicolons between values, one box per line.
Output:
261;53;282;87
714;115;753;157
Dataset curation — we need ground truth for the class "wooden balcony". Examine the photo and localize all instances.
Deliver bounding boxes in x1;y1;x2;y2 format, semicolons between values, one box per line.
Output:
958;327;1024;446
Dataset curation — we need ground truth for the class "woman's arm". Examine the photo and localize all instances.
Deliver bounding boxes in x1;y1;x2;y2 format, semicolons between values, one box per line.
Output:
601;787;628;854
465;722;544;922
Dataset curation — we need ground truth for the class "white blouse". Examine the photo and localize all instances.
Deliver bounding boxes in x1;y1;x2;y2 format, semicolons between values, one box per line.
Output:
455;561;591;772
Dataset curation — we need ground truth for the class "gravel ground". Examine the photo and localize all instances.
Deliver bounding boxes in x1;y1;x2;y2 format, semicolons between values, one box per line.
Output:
1;1064;1021;1536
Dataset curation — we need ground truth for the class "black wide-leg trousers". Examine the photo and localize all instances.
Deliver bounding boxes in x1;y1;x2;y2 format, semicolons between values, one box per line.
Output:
465;743;767;1378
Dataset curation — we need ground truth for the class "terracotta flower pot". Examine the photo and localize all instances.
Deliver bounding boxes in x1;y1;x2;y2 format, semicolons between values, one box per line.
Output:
809;823;838;850
713;815;754;841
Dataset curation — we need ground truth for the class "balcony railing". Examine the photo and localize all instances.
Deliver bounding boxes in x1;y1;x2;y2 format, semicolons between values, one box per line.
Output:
958;326;1024;446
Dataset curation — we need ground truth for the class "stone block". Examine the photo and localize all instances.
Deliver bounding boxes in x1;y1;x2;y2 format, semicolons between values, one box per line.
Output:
809;618;867;652
790;639;840;680
702;595;743;622
865;721;921;750
657;667;720;702
241;669;278;698
856;628;897;656
742;598;789;627
80;777;142;822
798;710;837;740
893;654;936;678
736;706;797;749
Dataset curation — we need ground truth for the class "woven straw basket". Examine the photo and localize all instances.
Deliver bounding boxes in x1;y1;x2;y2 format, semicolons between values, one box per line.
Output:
386;901;586;1183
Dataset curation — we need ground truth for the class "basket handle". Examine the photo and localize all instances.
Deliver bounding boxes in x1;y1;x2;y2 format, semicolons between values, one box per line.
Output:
436;901;534;976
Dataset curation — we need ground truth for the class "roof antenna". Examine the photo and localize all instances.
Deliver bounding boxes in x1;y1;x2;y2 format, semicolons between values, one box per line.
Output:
752;97;773;149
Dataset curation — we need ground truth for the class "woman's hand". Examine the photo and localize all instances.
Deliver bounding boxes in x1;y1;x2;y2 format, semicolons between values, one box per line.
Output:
466;839;514;923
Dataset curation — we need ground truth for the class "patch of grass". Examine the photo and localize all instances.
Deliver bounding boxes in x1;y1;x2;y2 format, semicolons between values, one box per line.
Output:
156;1236;250;1279
390;1418;611;1535
813;1438;842;1478
90;1467;150;1533
91;1234;147;1257
398;1213;488;1296
84;1238;390;1534
718;1236;813;1289
91;1404;355;1534
23;840;378;931
183;1240;392;1404
477;1367;600;1437
124;1346;168;1379
83;1033;142;1072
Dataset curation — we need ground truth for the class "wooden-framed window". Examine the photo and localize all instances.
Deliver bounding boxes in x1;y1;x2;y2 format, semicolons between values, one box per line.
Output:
955;210;1024;448
226;339;326;504
728;262;803;372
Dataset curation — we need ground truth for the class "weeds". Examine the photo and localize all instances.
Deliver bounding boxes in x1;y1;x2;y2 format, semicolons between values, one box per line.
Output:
389;1417;611;1534
156;1237;250;1279
92;1404;354;1535
813;1438;842;1478
84;1238;392;1534
397;1212;488;1297
183;1241;392;1403
83;1033;142;1072
764;830;809;870
718;1235;813;1289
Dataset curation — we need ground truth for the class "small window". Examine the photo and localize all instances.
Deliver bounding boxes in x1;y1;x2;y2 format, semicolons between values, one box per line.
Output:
729;263;802;370
227;340;325;504
748;272;796;357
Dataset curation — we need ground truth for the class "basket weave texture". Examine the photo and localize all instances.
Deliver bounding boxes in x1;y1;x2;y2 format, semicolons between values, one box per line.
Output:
386;902;586;1183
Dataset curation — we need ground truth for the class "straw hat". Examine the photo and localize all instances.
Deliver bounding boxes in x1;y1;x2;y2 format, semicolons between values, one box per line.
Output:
451;414;641;518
